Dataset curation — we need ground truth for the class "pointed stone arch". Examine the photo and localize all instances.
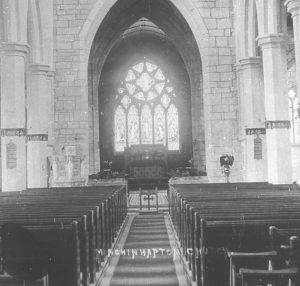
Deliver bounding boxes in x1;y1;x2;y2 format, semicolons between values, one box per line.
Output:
79;0;209;65
78;0;210;175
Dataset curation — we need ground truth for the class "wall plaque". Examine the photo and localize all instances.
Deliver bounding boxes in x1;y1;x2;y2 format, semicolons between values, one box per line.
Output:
27;134;48;141
265;120;291;129
72;157;81;178
1;128;26;136
254;137;263;160
245;128;266;135
7;142;17;169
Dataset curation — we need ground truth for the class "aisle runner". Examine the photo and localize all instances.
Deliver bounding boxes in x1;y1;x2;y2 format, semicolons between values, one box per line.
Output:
99;214;187;286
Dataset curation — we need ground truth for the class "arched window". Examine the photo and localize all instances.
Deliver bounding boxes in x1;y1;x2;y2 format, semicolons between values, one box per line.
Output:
114;61;180;152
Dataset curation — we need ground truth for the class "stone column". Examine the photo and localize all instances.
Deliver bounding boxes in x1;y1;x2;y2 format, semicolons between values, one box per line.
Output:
0;43;29;191
46;70;55;147
27;64;51;188
258;34;293;184
237;57;268;182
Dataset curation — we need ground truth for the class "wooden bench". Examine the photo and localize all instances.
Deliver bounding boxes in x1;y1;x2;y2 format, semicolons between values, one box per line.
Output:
229;227;300;286
0;185;127;286
169;183;300;286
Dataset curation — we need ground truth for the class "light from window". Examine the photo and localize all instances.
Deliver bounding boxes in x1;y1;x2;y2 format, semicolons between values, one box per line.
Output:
114;61;180;151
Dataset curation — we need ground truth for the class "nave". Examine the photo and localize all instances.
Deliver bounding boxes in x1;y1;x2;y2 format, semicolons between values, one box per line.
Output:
1;182;300;286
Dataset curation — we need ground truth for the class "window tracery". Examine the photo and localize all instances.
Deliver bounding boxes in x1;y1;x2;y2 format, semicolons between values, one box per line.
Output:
114;61;180;152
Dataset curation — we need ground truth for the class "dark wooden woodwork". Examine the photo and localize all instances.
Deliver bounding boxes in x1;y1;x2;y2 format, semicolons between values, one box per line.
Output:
125;144;169;190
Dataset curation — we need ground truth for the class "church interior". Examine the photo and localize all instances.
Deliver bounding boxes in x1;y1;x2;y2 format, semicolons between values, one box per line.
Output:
1;0;300;285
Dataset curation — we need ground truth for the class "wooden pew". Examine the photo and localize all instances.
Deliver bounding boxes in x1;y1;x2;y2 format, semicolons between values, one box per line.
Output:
239;267;298;286
229;228;300;286
0;274;48;286
169;183;300;286
1;221;80;286
0;185;127;286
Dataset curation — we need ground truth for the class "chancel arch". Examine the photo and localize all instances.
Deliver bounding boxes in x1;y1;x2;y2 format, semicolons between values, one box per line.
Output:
287;13;300;181
86;0;207;175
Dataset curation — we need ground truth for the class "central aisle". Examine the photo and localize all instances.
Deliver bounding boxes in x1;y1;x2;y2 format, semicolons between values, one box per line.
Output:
99;214;188;286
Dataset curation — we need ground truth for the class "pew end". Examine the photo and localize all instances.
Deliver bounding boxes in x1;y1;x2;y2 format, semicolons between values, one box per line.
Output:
0;273;49;286
239;267;298;286
228;251;278;286
269;227;300;268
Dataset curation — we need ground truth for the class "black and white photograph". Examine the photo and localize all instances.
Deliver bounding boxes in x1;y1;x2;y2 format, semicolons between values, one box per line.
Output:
0;0;300;285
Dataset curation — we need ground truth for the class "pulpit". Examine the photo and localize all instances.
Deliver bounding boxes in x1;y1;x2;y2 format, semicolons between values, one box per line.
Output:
125;144;169;190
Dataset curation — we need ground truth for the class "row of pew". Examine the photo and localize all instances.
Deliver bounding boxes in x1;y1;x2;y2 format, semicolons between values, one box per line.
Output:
0;185;127;286
169;182;300;286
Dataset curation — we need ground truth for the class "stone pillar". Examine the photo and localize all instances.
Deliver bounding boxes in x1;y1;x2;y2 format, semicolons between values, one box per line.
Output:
46;70;55;146
27;64;51;188
237;57;268;182
258;34;293;184
0;43;29;191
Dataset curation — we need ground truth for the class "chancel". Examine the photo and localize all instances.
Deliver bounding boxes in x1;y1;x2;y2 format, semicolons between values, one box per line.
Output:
1;0;300;286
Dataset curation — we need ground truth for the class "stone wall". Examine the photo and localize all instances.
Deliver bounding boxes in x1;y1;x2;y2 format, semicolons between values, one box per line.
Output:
53;0;97;181
53;0;241;182
196;0;240;181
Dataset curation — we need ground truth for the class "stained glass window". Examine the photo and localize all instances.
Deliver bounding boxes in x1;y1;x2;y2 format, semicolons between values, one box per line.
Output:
128;105;139;146
167;104;179;150
114;60;180;152
114;106;126;152
141;105;153;144
154;105;166;145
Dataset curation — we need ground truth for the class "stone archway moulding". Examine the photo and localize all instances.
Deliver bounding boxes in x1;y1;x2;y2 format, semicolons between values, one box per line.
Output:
78;0;209;82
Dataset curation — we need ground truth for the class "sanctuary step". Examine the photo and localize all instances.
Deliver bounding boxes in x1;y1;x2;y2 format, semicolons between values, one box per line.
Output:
98;214;188;286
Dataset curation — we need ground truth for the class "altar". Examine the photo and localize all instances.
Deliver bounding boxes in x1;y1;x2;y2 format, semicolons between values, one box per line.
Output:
125;144;169;190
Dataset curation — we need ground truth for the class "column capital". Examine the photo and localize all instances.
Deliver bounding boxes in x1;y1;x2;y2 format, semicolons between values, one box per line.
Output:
1;42;30;57
236;56;262;71
47;69;56;78
257;34;287;49
285;0;300;17
28;64;50;75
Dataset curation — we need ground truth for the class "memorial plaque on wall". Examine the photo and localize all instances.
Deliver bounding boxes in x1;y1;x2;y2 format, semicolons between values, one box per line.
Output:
254;137;263;160
72;157;81;178
7;142;17;169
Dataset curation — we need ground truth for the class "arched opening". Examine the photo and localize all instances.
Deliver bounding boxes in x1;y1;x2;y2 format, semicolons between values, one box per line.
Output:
98;34;192;171
87;0;205;175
